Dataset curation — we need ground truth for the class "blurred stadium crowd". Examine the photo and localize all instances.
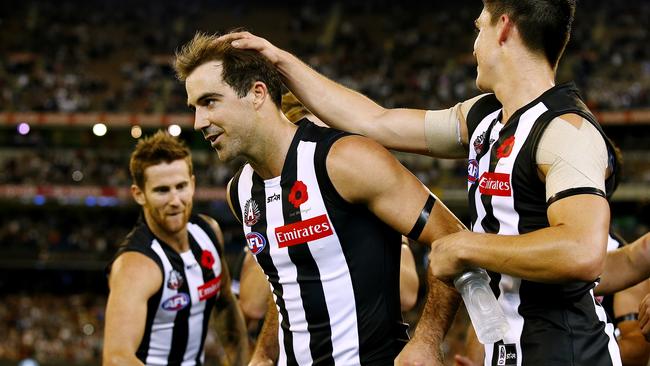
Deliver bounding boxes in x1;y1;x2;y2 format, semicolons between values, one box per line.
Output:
1;0;649;364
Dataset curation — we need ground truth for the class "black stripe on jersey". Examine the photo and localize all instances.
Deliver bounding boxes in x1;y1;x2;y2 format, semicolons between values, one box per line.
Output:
248;173;298;364
518;281;614;366
467;119;499;230
281;134;335;364
229;168;244;223
466;94;501;137
313;124;403;363
137;280;164;363
188;233;216;366
167;248;192;365
547;187;606;206
194;215;222;257
480;126;519;234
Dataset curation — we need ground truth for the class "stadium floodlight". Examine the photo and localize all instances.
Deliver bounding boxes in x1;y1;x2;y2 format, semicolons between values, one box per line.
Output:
168;124;182;136
17;122;30;135
131;125;143;139
93;123;108;136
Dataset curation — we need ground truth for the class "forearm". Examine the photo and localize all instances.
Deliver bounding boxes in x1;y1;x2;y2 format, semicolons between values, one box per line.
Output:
215;293;251;365
276;50;432;153
252;295;280;363
460;227;605;283
102;352;145;366
412;269;460;355
597;234;650;295
275;50;384;133
618;324;650;366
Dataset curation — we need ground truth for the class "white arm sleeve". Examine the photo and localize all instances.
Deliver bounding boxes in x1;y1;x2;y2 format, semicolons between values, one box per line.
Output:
536;117;608;202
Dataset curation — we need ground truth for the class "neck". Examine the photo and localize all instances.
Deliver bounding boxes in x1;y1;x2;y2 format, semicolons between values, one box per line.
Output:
492;55;556;123
143;212;189;253
248;113;298;180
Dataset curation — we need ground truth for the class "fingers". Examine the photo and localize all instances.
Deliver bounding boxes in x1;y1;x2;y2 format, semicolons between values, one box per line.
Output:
454;354;477;366
217;31;252;43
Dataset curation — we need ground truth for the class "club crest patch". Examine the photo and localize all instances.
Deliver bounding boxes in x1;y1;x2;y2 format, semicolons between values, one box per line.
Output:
243;198;261;226
167;269;184;290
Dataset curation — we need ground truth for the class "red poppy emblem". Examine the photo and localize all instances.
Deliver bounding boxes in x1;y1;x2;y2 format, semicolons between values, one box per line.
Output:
200;250;215;269
288;180;308;208
496;136;515;159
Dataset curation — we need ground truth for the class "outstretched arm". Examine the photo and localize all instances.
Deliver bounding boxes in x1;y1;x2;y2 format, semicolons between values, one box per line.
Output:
596;232;650;296
220;31;472;157
326;135;466;365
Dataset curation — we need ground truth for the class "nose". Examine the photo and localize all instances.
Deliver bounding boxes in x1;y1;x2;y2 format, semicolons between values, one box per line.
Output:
193;107;209;131
168;189;183;207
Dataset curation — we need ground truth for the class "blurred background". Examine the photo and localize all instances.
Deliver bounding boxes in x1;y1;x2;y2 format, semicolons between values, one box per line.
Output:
1;0;649;364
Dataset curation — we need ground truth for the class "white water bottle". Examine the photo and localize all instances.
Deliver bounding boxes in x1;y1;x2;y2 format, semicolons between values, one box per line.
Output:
454;268;509;344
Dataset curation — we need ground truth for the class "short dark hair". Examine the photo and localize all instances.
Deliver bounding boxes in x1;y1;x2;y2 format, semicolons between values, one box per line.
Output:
174;31;283;107
482;0;576;69
129;130;193;189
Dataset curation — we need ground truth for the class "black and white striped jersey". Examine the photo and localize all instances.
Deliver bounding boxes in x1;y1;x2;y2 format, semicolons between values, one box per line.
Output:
465;83;621;366
230;120;404;365
108;214;223;366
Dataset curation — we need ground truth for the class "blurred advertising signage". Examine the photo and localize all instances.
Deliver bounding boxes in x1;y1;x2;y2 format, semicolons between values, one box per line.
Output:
0;185;225;205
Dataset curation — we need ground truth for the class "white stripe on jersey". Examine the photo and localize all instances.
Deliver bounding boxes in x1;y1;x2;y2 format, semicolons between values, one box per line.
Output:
472;104;547;366
185;223;222;364
265;176;313;366
295;140;360;365
491;103;547;235
591;289;622;366
238;166;295;365
148;240;176;365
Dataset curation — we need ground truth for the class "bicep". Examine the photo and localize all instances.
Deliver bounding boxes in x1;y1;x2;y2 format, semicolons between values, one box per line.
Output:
547;194;610;253
327;136;465;244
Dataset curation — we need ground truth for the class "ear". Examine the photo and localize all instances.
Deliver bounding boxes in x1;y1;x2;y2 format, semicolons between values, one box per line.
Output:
251;81;269;110
131;184;146;206
497;13;514;46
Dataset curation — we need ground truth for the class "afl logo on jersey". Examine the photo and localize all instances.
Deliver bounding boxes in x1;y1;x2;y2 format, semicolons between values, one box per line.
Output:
243;198;261;226
246;232;267;255
166;269;184;290
467;159;479;183
161;293;190;311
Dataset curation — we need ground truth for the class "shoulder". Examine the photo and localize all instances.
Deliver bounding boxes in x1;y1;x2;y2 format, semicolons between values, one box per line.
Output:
109;251;162;294
538;114;607;158
195;214;225;250
326;135;409;203
327;134;398;174
464;93;501;128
